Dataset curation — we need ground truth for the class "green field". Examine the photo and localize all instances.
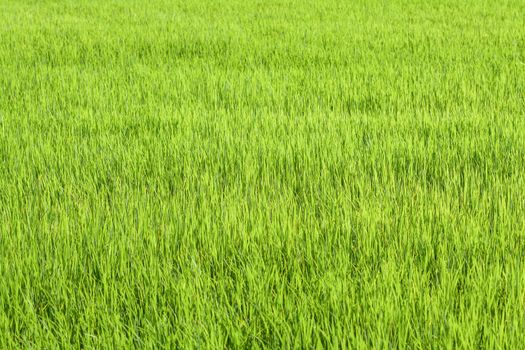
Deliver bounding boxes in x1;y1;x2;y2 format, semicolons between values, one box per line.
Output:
1;0;525;348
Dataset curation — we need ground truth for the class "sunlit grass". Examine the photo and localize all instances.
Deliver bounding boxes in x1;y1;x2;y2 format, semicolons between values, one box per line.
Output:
1;0;525;348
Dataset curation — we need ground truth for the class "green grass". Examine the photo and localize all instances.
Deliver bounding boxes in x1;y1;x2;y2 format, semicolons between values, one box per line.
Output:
1;0;525;348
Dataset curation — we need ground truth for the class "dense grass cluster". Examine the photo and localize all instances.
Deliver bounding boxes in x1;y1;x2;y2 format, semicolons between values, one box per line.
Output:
1;0;525;348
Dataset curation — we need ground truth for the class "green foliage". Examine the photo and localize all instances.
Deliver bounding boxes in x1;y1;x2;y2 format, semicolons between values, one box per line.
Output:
1;0;525;348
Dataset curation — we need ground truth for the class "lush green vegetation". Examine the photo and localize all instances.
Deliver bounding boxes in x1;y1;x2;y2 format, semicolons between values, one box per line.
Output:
1;0;525;348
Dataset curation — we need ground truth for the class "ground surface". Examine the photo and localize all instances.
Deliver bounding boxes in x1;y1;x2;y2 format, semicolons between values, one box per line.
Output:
1;0;525;348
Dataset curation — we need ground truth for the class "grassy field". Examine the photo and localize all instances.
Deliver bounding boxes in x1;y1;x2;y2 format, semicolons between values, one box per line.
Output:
1;0;525;348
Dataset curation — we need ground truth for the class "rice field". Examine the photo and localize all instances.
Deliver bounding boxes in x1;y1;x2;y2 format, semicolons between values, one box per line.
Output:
1;0;525;348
